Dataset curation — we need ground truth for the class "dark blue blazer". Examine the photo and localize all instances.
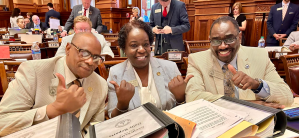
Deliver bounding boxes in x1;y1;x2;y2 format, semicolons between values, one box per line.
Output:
149;0;190;52
266;2;299;45
45;9;61;27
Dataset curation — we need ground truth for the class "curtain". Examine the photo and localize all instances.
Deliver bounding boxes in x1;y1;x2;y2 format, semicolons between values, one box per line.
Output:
70;0;95;9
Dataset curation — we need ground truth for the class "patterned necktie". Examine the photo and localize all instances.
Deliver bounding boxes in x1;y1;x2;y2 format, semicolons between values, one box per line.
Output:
282;4;288;21
163;6;167;17
84;8;87;16
71;79;81;118
222;64;235;98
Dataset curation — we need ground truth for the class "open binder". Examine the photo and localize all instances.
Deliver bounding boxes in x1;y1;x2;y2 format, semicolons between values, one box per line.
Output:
89;103;185;138
3;113;81;138
213;96;287;137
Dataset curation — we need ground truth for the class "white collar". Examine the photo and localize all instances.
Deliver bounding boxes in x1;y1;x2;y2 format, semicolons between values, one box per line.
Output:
82;5;89;10
64;58;84;86
217;54;238;70
282;1;290;7
162;0;171;8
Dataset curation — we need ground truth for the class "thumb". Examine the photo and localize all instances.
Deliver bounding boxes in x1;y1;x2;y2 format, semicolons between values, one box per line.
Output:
109;81;120;90
56;73;66;91
184;75;194;83
228;64;237;75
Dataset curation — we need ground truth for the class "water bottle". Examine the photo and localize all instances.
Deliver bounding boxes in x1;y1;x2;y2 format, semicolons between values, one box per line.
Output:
258;36;265;48
53;32;58;42
31;42;41;60
109;28;112;33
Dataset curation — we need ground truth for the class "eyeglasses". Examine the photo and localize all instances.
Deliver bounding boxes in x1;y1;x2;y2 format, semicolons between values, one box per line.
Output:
210;36;238;46
75;28;91;32
71;43;104;63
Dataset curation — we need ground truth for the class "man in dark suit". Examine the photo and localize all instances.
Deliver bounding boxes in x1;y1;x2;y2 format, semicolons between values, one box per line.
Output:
25;15;48;31
150;0;190;55
45;3;61;27
61;0;102;37
266;0;299;46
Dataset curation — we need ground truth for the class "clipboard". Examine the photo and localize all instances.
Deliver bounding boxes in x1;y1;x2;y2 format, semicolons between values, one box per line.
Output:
89;103;185;138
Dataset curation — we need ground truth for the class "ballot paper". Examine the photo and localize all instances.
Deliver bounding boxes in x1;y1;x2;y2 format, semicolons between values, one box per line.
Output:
168;99;246;138
93;106;163;138
50;19;60;29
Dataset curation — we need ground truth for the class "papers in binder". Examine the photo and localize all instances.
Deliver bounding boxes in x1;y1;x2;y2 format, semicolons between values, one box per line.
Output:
50;19;60;29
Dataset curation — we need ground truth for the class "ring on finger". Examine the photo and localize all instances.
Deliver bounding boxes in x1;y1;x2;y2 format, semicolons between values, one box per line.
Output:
239;83;244;87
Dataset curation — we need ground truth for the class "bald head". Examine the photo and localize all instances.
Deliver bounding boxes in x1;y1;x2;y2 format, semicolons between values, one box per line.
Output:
32;15;40;25
66;32;102;79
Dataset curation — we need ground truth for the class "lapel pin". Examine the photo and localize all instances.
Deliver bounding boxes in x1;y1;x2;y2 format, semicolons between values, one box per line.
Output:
89;11;92;14
245;64;250;69
157;72;161;76
49;86;57;96
88;87;93;92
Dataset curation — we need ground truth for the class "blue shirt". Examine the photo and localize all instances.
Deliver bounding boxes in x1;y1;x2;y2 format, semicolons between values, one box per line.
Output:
217;54;270;99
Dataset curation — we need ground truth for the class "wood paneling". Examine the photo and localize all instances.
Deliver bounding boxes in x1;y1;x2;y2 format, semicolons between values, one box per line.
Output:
100;8;131;33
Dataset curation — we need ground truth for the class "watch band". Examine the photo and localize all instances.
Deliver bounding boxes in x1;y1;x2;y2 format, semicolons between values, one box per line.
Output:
251;78;263;93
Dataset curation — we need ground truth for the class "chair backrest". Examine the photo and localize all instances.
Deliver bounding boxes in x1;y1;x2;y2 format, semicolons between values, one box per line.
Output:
98;62;109;80
280;54;299;87
0;61;22;94
289;65;299;95
279;38;287;46
184;40;210;54
183;57;188;66
99;60;126;81
110;46;121;57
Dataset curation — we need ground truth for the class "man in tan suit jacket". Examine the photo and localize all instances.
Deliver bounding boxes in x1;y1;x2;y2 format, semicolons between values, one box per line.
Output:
186;16;293;107
0;32;107;136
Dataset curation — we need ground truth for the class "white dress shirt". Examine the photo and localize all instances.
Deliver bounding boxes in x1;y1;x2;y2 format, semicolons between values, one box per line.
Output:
82;5;90;18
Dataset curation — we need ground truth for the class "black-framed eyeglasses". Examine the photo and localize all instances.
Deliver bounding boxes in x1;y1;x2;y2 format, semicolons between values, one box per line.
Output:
71;42;104;63
210;36;238;46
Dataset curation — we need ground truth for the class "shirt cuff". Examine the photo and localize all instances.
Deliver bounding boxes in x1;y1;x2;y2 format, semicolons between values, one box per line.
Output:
34;105;49;123
256;80;270;98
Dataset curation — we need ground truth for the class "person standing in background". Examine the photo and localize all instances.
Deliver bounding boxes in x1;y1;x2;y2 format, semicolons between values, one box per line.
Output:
229;2;247;45
141;9;149;22
266;0;299;46
150;0;190;55
130;7;143;22
61;0;103;37
10;8;24;28
27;12;33;23
45;3;61;27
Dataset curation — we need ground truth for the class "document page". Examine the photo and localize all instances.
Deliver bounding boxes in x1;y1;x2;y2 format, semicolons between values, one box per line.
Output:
168;99;245;138
50;19;60;29
213;99;272;124
3;117;59;138
94;106;163;138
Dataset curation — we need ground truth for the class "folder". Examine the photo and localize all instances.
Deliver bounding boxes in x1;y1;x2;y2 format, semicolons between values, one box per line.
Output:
89;103;185;138
213;96;287;137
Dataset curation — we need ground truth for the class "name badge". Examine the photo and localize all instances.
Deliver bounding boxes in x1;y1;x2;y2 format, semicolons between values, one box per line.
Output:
2;35;10;39
78;11;83;14
128;80;138;87
277;7;283;11
290;12;294;14
48;41;59;47
155;9;161;13
168;52;182;61
0;28;6;31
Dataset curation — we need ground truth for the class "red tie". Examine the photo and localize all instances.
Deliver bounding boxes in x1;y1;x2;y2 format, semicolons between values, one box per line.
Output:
163;6;167;17
84;9;87;16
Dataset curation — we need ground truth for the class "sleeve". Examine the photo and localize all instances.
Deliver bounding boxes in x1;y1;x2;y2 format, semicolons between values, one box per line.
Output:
185;55;223;102
0;62;49;137
171;3;191;35
285;6;299;35
255;80;270;98
267;6;277;36
55;38;67;57
101;38;114;58
149;6;156;28
283;32;296;46
106;68;119;118
45;12;49;27
95;10;103;33
262;54;294;106
64;8;76;32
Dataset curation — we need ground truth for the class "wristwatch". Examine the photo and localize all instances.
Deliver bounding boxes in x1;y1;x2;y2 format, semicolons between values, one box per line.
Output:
251;78;263;93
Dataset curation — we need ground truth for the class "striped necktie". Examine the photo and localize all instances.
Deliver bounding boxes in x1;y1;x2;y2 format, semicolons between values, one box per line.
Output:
282;4;288;21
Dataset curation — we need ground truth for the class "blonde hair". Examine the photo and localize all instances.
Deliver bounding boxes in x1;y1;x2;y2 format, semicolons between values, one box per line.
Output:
233;2;242;13
74;15;92;27
132;7;140;15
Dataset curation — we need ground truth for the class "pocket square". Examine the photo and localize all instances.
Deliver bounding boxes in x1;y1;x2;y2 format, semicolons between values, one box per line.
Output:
289;12;294;14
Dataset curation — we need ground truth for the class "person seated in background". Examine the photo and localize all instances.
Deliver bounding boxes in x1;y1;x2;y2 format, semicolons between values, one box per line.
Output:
46;17;64;35
107;20;193;118
130;7;143;22
141;9;149;22
283;31;299;51
25;15;48;31
10;8;24;28
55;16;114;58
24;18;30;27
16;18;25;29
186;16;293;108
27;12;33;22
229;2;247;45
0;32;108;137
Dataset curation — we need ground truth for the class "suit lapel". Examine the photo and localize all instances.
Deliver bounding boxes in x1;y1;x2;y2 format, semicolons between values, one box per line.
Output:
150;58;167;109
236;46;251;99
79;77;94;125
156;4;162;26
167;1;175;25
211;56;224;95
122;60;141;108
278;3;283;24
283;3;293;23
49;57;66;98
